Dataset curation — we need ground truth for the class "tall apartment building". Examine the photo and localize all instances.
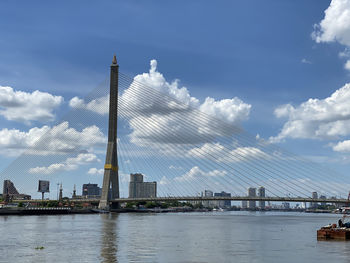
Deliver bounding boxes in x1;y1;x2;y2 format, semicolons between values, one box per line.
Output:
3;180;31;200
214;191;231;208
248;187;256;209
129;173;157;198
82;183;101;198
311;191;318;209
258;186;265;209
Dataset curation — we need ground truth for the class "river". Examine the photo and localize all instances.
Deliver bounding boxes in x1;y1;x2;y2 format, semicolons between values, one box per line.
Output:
1;211;350;262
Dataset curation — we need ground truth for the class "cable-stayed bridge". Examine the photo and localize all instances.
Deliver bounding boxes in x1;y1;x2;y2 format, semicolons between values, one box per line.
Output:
2;56;350;209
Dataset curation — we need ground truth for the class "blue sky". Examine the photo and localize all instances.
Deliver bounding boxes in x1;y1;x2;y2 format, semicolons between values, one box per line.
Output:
1;0;350;199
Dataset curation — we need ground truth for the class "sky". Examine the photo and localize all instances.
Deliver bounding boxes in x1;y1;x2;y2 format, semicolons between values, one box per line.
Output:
1;0;350;199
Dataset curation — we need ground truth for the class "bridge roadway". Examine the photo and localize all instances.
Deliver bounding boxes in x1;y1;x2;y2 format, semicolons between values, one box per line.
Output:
14;196;348;204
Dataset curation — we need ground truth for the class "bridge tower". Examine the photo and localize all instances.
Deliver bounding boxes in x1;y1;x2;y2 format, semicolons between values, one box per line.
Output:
98;55;119;209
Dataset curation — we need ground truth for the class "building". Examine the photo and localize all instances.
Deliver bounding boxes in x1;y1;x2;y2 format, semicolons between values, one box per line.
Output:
311;191;318;208
3;180;19;196
82;183;101;198
282;202;290;209
242;200;248;209
214;191;231;208
2;180;31;200
129;173;157;198
258;186;265;209
248;187;256;209
202;190;213;208
319;195;327;205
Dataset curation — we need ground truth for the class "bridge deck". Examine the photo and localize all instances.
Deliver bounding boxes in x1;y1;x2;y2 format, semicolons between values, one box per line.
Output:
13;196;348;204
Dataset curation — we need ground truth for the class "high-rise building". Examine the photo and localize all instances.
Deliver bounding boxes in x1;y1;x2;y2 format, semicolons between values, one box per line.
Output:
2;180;31;200
129;173;157;198
3;180;19;195
214;191;231;208
258;186;265;209
202;190;213;208
248;187;256;209
82;183;101;198
242;200;248;209
311;191;318;208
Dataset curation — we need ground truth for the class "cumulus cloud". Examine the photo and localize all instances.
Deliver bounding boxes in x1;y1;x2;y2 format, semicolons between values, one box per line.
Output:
312;0;350;46
174;166;227;182
29;153;100;175
188;142;269;163
301;58;312;64
159;176;170;185
312;0;350;70
69;95;109;115
0;86;63;124
87;167;104;175
0;121;106;156
271;83;350;143
121;60;251;145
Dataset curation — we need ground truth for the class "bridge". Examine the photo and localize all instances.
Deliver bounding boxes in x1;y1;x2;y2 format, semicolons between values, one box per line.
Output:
13;196;349;204
2;55;350;210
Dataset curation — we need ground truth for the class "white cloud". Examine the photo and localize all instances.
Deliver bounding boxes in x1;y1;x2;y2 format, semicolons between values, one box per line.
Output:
345;60;350;71
121;60;251;145
333;140;350;152
29;153;100;175
174;166;227;182
0;121;106;156
188;142;269;163
301;58;312;64
312;0;350;69
0;86;63;124
271;83;350;143
87;167;104;175
159;176;170;185
69;95;109;115
312;0;350;46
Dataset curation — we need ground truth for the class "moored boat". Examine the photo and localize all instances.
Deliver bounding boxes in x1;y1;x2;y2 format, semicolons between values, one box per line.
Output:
317;224;350;240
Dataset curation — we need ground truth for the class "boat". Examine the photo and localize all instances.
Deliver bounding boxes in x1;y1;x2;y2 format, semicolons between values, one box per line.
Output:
317;224;350;240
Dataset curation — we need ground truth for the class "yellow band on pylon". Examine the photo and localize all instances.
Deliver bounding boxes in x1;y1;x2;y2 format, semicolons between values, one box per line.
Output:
104;164;118;172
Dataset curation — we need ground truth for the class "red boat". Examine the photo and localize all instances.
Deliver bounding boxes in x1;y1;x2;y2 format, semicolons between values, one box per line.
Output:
317;224;350;240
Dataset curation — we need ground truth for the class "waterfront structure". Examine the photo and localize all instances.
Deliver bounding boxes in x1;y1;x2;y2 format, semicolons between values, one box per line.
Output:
99;55;119;209
129;173;157;198
214;191;231;208
248;187;256;209
258;186;265;209
83;183;101;198
3;180;31;200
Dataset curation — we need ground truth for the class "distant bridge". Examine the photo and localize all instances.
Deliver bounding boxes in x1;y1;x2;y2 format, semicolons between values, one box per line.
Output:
13;196;349;204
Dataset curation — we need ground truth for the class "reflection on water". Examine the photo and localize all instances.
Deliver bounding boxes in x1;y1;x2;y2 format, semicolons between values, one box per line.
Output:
100;213;118;263
2;212;350;262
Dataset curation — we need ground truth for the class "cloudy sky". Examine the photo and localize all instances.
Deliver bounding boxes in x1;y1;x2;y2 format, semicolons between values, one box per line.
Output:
1;0;350;198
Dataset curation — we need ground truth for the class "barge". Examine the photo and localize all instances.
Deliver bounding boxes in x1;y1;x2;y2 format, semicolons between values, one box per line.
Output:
317;224;350;240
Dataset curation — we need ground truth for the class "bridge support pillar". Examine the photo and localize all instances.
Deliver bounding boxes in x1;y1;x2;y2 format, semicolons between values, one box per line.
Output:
99;55;119;210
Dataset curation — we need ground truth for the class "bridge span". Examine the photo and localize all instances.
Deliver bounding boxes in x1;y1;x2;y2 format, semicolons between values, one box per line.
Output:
13;196;349;204
112;196;348;204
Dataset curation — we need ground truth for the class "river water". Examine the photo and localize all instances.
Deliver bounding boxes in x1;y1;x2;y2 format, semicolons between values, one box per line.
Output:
1;211;350;263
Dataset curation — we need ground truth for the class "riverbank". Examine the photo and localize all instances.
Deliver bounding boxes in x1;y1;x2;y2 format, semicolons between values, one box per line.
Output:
0;207;95;215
